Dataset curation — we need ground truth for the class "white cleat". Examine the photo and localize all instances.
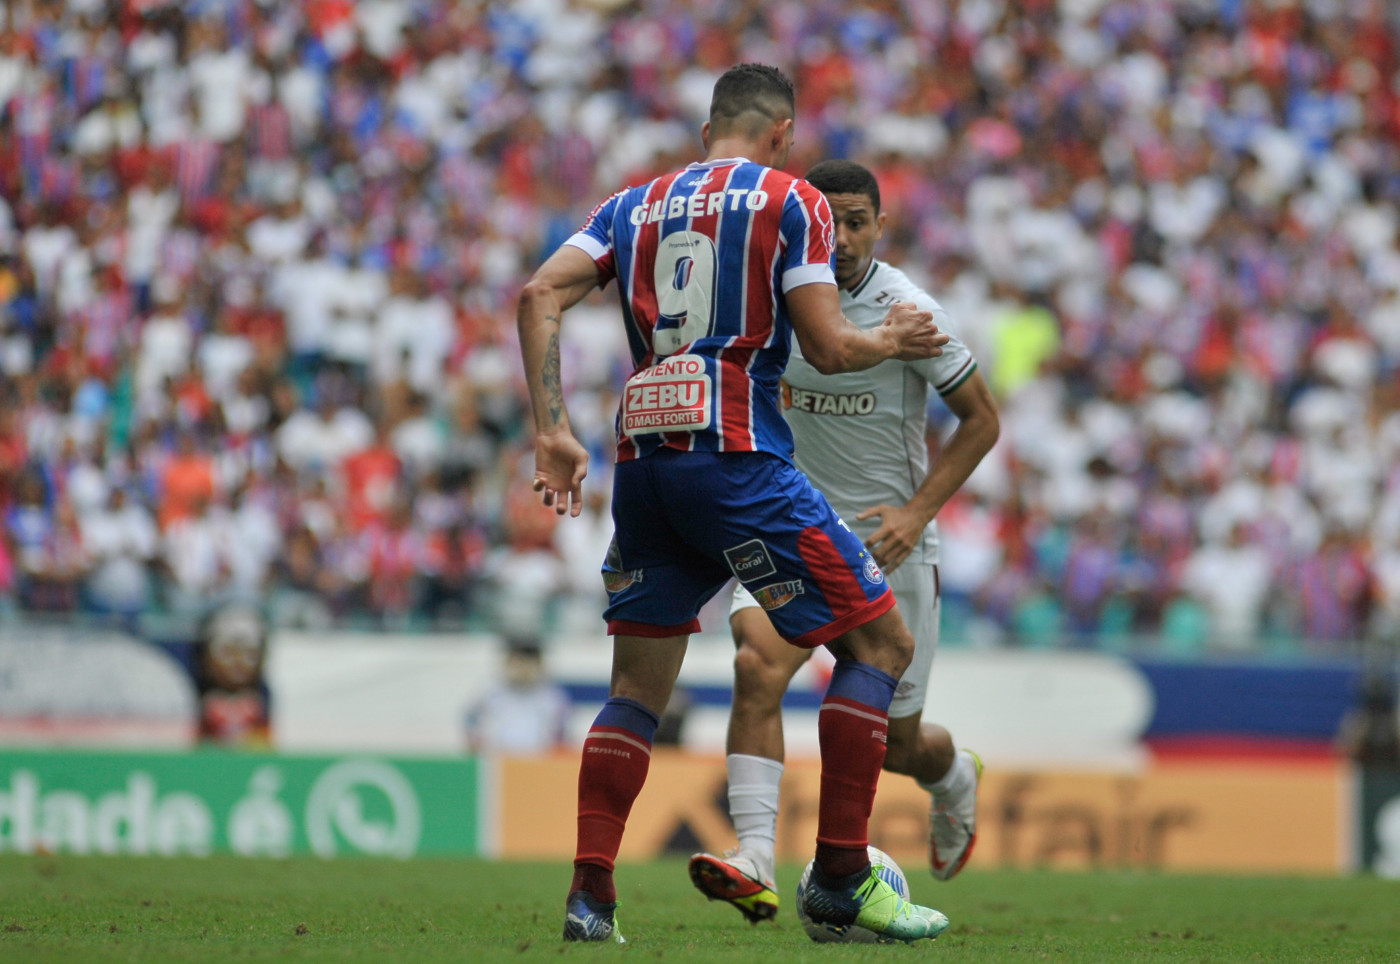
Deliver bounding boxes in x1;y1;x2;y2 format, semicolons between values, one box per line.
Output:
929;749;982;881
688;851;780;923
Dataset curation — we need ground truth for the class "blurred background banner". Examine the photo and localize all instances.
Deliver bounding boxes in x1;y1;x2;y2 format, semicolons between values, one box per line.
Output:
0;626;196;746
0;626;1385;874
0;749;483;859
493;753;1349;875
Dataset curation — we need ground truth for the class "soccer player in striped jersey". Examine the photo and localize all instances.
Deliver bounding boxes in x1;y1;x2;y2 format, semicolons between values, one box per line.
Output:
518;64;953;944
689;160;1001;922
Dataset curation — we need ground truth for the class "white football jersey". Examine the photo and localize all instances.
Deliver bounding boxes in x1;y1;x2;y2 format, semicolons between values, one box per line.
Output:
782;260;978;566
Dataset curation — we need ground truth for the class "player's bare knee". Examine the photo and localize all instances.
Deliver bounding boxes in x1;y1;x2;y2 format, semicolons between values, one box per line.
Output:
924;723;955;760
884;629;914;677
732;642;792;707
831;614;913;678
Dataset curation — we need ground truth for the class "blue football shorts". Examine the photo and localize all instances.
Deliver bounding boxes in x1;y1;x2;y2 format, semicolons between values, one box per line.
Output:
602;449;893;647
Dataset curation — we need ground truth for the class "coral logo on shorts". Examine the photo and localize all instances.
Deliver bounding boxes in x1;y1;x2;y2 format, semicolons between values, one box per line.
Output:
751;580;805;611
862;555;884;585
724;539;777;581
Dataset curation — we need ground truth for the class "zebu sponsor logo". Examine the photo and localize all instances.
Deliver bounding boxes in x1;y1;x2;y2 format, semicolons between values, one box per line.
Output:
750;580;805;611
621;354;711;435
782;382;877;416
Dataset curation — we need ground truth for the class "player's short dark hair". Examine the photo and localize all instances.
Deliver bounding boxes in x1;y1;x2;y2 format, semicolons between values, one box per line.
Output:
804;160;881;213
708;63;795;137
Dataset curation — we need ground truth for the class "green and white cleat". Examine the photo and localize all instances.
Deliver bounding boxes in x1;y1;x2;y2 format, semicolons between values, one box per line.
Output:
802;864;950;943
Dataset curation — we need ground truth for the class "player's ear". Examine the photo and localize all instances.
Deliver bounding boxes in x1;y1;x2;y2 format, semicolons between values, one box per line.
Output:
771;117;794;151
875;209;887;239
701;120;711;150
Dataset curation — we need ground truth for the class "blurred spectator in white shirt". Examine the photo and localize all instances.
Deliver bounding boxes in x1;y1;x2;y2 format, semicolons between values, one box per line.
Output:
1179;523;1274;648
465;639;571;755
82;487;158;620
275;392;374;475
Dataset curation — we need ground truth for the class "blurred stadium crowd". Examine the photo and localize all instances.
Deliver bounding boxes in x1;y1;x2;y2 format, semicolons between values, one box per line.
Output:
1;0;1399;653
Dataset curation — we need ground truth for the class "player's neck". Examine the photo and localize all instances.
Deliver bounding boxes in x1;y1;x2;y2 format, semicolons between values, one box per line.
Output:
840;258;876;293
704;136;771;167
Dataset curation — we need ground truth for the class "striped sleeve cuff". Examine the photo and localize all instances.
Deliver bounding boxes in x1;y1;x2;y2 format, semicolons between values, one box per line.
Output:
935;359;977;396
781;262;837;293
564;232;608;261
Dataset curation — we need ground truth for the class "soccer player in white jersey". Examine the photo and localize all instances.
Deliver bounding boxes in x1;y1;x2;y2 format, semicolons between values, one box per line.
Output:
689;160;1000;924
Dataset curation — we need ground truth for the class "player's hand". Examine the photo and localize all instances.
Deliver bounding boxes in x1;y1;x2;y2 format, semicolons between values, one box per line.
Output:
881;301;948;361
531;430;589;517
856;501;929;573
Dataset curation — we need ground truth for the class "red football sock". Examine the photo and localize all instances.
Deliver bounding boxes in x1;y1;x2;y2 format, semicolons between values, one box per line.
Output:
571;698;659;903
815;660;895;878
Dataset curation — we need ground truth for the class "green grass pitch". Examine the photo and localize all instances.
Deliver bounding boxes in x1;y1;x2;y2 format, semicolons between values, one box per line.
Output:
2;855;1397;963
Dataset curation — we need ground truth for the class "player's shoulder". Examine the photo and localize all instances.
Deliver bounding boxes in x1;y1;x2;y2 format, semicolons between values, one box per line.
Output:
582;184;637;223
776;174;831;232
784;172;826;203
858;261;944;311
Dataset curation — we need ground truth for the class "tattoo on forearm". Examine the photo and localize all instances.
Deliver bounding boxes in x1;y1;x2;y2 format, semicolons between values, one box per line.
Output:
542;328;563;424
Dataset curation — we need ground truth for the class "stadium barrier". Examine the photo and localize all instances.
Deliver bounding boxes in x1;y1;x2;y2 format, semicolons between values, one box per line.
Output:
493;752;1351;875
0;749;483;858
2;625;1393;875
0;747;1381;875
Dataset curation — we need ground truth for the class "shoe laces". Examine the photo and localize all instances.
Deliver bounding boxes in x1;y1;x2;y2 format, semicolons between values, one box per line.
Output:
855;874;912;921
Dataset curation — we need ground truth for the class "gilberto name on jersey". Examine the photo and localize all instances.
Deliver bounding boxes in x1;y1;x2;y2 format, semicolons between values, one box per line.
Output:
629;189;772;226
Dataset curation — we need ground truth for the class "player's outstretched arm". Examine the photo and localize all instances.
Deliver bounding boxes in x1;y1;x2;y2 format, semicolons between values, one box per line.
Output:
859;369;1000;572
787;285;947;374
517;245;603;517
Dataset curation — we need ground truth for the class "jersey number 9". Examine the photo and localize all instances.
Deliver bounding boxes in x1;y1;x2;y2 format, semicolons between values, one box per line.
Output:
653;231;717;356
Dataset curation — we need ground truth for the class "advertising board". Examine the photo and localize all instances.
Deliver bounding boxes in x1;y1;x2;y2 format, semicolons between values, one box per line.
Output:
497;753;1348;874
0;750;483;858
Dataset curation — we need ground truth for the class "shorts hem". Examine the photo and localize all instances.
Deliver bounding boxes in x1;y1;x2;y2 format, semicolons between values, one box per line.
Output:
788;590;896;649
607;618;702;638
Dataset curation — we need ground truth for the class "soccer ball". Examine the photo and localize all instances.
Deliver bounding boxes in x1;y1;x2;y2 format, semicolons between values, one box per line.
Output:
794;845;910;944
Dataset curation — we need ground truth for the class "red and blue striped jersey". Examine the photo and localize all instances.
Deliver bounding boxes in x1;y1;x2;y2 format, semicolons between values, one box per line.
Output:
564;157;836;463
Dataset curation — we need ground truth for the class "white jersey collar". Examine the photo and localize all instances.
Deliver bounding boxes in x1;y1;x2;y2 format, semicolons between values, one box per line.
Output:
687;156;754;169
846;259;881;299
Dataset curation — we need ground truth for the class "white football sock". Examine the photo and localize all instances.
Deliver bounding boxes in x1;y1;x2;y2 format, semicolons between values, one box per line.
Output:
920;748;975;799
726;753;783;882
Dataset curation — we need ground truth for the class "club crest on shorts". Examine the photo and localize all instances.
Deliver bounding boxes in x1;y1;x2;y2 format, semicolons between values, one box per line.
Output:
862;554;884;585
724;539;777;581
750;579;804;611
